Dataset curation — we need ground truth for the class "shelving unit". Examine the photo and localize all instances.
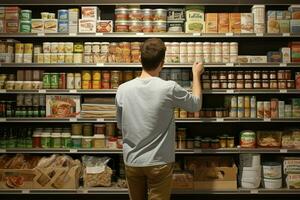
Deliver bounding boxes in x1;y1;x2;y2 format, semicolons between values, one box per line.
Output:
0;0;300;199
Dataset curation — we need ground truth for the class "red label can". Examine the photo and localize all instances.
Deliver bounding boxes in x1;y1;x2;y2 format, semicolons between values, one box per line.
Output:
59;73;66;89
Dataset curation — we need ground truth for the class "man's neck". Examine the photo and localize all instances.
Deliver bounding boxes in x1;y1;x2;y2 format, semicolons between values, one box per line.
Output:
140;69;160;78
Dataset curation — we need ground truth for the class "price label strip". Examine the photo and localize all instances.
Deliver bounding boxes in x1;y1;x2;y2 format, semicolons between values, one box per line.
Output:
216;118;224;122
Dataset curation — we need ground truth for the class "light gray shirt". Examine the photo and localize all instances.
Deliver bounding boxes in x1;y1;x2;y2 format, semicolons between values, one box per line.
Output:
116;77;202;167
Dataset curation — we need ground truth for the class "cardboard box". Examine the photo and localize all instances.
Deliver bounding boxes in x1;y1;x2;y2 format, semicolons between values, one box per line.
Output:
267;51;282;62
172;171;194;190
279;20;290;33
31;19;44;33
268;19;280;33
287;174;300;189
281;47;291;63
238;56;251;63
185;21;205;33
5;20;19;33
250;55;267;63
0;166;80;189
241;13;254;33
96;20;113;33
4;7;20;20
229;13;241;33
46;95;81;118
267;10;276;20
290;42;300;62
186;9;204;22
79;19;96;33
44;19;57;33
291;19;300;34
218;13;229;33
205;13;218;33
81;6;100;20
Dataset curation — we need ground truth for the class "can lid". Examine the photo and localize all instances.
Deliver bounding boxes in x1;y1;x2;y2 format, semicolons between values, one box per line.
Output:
51;132;61;137
71;135;82;138
61;132;71;137
94;134;105;138
41;132;51;137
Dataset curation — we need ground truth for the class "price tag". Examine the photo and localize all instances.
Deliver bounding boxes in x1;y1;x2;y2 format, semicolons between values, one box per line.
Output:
70;149;78;153
193;33;201;36
0;118;6;122
250;189;259;194
216;118;224;122
226;32;234;36
69;118;77;122
70;89;77;93
39;89;46;93
96;33;103;36
69;33;77;36
264;118;271;122
37;33;45;36
283;33;290;37
96;63;104;66
256;33;264;37
0;89;6;93
22;189;30;194
97;118;105;122
82;189;88;194
0;149;6;153
280;63;287;67
280;89;287;93
226;63;234;67
280;149;288;153
136;33;144;36
194;149;202;153
226;89;234;94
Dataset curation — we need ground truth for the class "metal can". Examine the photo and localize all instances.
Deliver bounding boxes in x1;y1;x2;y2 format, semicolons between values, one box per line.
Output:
92;71;101;81
58;9;68;21
240;130;256;148
20;21;32;33
271;98;278;119
101;81;110;89
296;72;300;89
82;71;91;81
42;73;51;89
231;96;238;108
102;71;111;82
257;101;264;118
21;10;32;21
50;73;59;89
24;43;33;54
82;81;91;89
123;71;133;82
59;73;66;89
238;96;244;108
237;107;244;118
111;71;121;82
92;81;101;89
111;80;120;89
67;73;75;89
75;73;82;89
264;101;271;118
15;43;24;54
244;96;250;109
278;101;285;118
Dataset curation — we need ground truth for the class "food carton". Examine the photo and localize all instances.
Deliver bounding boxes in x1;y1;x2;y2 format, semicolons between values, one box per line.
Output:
290;42;300;62
241;13;254;33
267;51;282;62
218;13;229;33
44;19;57;33
205;13;218;33
237;56;251;63
96;20;113;33
172;171;194;190
268;19;280;33
281;47;291;63
185;6;204;22
185;21;205;33
284;157;300;174
249;56;267;63
46;95;81;118
267;10;277;20
229;13;241;33
279;20;290;33
79;19;96;33
81;6;100;20
5;20;19;33
287;174;300;189
31;19;44;33
291;19;300;34
4;7;20;20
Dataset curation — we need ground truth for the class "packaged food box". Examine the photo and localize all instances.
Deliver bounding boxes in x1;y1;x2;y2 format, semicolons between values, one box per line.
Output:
238;56;251;63
279;20;290;33
81;6;100;19
288;5;300;19
290;41;300;62
267;10;277;20
229;13;241;33
283;11;292;20
5;20;19;33
167;21;184;33
218;13;229;33
284;157;300;174
252;5;265;24
282;130;300;149
0;20;4;32
0;7;4;19
172;171;194;190
167;8;185;21
4;7;20;20
68;8;79;33
44;19;57;33
46;95;81;118
185;7;204;22
31;19;44;33
267;51;282;62
58;21;68;33
268;19;280;33
291;19;300;34
276;11;284;20
257;131;282;148
79;19;96;33
96;20;113;33
250;56;267;63
205;13;218;33
185;21;205;33
241;13;254;33
287;174;300;189
292;98;300;118
281;47;291;63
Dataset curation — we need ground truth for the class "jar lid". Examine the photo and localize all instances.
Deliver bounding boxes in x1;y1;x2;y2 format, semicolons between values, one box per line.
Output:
51;132;61;137
262;162;281;167
211;139;219;143
33;133;41;137
41;132;51;137
71;135;82;138
94;134;105;138
61;132;71;137
84;42;92;45
82;136;94;139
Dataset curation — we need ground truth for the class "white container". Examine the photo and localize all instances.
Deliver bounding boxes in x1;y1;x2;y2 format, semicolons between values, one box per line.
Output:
195;42;203;54
241;177;261;189
263;178;282;189
203;53;211;63
179;42;187;54
215;54;222;63
222;42;230;54
23;54;33;63
43;53;51;63
195;54;203;63
180;54;188;63
187;42;195;54
43;42;51;53
187;54;195;63
242;166;262;178
252;5;265;24
58;42;65;53
210;43;215;54
263;162;282;179
230;54;238;63
211;53;216;63
171;42;180;54
214;42;222;54
165;42;172;54
230;42;238;54
50;42;58;53
203;42;211;54
222;54;230;63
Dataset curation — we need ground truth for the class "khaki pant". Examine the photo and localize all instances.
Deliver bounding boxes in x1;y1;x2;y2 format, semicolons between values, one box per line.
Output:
125;163;174;200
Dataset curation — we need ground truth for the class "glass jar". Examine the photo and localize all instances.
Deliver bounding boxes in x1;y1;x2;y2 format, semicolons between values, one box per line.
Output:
287;80;295;89
211;72;219;80
278;80;287;89
186;139;194;149
194;136;201;148
211;139;220;149
220;80;227;89
228;71;235;80
202;71;210;80
253;71;261;80
93;134;105;148
236;80;244;89
32;132;41;148
262;71;269;80
61;132;72;148
82;136;93;148
51;132;61;148
277;70;285;80
201;138;211;149
253;80;262;89
244;71;252;80
71;135;82;148
270;80;278;89
244;80;253;89
219;136;227;148
219;71;227;80
211;80;220;89
41;132;51;148
202;80;211;89
270;71;277;80
262;80;270;89
216;109;223;118
108;136;118;149
227;136;235;148
236;71;244;80
228;80;236;89
285;70;291;80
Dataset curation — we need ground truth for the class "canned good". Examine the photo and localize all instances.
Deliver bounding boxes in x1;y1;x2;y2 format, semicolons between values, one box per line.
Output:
253;80;262;89
92;71;101;81
59;73;66;89
296;72;300;89
50;42;58;53
245;80;253;89
74;42;84;53
65;42;74;53
270;80;278;89
271;98;278;119
240;130;256;148
128;8;142;20
42;73;51;89
153;9;167;21
244;96;250;108
75;73;82;89
123;71;133;82
50;73;59;89
92;80;101;89
250;96;256;118
257;101;264;118
20;21;31;33
142;9;153;21
115;21;129;32
58;9;68;21
111;71;121;81
84;42;93;53
101;81;110;89
231;96;238;108
264;101;271;118
15;43;24;54
82;71;92;81
92;42;101;53
278;101;285;118
142;21;153;32
115;8;129;21
58;42;65;53
24;43;33;54
153;21;167;32
21;10;32;21
67;73;75;89
50;54;58;63
65;53;73;63
82;80;91;89
102;71;111;81
262;80;270;89
278;80;286;89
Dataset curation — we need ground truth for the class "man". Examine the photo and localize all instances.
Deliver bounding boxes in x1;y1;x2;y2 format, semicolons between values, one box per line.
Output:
116;38;203;200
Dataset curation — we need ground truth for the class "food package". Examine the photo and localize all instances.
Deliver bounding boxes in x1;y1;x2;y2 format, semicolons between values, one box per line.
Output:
0;20;4;32
249;56;267;63
237;56;251;63
282;130;300;149
205;13;218;33
69;8;79;33
241;13;254;33
46;95;81;118
185;21;205;33
0;7;4;19
79;19;96;33
167;21;184;33
267;51;282;63
284;157;300;174
185;6;204;22
268;19;280;33
281;47;291;63
80;111;116;118
287;174;300;189
81;6;100;19
257;131;282;148
291;19;300;34
167;8;185;21
267;10;276;20
229;13;241;33
279;20;290;33
82;155;112;187
172;171;194;189
218;13;229;33
31;19;44;33
96;20;113;33
44;19;57;33
289;5;300;19
292;98;300;118
5;20;19;33
81;103;116;111
290;42;300;62
4;7;20;20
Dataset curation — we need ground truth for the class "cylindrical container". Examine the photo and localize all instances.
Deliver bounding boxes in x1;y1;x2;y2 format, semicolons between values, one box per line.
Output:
106;123;115;137
51;132;61;148
271;99;278;119
257;101;264;118
142;21;153;32
222;42;230;54
73;53;83;63
115;8;129;21
153;21;167;32
42;73;51;89
21;10;32;21
128;20;143;32
128;8;142;20
240;130;256;148
71;135;82;148
230;42;238;54
153;9;167;21
222;54;230;63
72;124;82;135
203;42;211;54
58;9;68;21
61;132;72;148
82;80;92;89
82;123;93;136
115;20;129;32
67;73;75;89
50;73;59;89
142;9;153;21
74;73;82;89
20;21;31;33
41;132;51;148
264;101;271;118
250;96;257;118
195;42;203;54
296;72;300;89
262;162;282;179
59;73;66;89
82;71;92;81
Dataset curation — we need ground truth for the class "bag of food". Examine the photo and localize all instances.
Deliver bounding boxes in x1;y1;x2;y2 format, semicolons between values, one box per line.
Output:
82;155;112;187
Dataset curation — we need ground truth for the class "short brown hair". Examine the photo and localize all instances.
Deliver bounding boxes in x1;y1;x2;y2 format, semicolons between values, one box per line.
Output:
141;38;166;71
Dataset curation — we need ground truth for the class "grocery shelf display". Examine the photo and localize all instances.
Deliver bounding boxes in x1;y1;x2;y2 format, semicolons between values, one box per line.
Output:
0;1;300;199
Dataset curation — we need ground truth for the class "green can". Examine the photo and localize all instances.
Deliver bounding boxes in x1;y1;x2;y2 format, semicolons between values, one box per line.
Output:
20;10;32;21
43;73;51;89
50;73;59;89
20;21;32;33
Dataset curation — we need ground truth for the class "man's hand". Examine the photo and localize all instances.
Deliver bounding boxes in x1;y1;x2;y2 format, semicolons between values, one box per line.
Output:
192;62;204;77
